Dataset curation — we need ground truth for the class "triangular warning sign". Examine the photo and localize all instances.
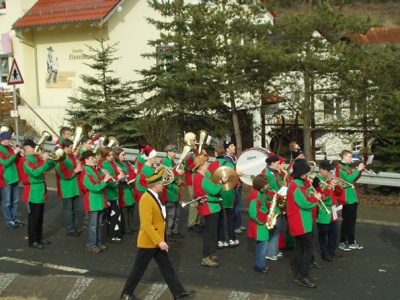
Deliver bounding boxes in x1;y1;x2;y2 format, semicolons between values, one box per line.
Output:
7;58;24;85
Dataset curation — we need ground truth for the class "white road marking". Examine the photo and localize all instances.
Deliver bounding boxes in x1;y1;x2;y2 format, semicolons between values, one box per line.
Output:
0;257;88;274
65;276;94;300
0;273;18;295
144;283;168;300
229;291;250;300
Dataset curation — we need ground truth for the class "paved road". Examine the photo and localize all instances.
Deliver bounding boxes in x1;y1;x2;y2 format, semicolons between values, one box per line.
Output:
0;174;399;300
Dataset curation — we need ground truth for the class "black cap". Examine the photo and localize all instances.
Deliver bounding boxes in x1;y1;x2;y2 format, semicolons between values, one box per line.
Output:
81;150;95;160
319;160;333;171
265;155;280;164
223;141;234;150
292;160;311;178
23;139;36;148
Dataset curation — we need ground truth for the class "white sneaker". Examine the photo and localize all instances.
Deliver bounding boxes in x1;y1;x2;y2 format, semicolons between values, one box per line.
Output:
277;251;283;257
266;256;278;261
234;229;242;234
229;239;239;247
217;241;228;248
239;226;246;231
349;241;364;250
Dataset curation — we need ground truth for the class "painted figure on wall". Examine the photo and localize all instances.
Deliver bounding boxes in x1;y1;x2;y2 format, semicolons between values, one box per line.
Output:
46;46;58;84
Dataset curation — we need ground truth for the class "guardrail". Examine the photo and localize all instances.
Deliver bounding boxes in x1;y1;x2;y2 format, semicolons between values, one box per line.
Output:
37;142;398;188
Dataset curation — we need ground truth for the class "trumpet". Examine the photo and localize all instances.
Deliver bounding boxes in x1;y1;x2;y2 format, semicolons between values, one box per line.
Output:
181;196;208;208
330;176;354;189
9;142;25;156
306;177;331;215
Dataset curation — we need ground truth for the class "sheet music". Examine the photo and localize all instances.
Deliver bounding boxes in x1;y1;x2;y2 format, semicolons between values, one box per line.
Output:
331;204;343;221
278;186;288;197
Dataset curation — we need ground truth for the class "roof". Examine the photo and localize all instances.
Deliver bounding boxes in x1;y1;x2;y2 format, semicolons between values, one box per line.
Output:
13;0;122;30
352;27;400;44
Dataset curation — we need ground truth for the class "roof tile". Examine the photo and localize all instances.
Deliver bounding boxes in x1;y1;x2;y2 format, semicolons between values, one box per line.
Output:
13;0;121;29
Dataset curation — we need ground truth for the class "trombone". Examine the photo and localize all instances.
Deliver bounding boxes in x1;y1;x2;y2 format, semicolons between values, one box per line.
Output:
181;196;208;208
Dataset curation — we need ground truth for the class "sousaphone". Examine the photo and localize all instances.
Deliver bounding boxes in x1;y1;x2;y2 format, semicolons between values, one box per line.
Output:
212;166;238;191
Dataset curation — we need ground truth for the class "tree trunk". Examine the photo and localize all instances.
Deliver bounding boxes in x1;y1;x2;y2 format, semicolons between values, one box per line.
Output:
303;71;312;161
229;91;242;155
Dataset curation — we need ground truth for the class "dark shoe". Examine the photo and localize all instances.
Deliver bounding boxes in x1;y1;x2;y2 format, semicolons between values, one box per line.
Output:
39;239;51;245
98;243;108;250
331;252;344;258
86;246;102;253
167;235;176;242
254;267;270;274
174;290;195;299
120;294;139;300
310;260;324;269
188;225;202;233
29;242;44;249
67;231;81;237
173;233;185;239
297;277;316;288
14;219;25;227
107;238;123;244
321;254;333;262
75;228;83;234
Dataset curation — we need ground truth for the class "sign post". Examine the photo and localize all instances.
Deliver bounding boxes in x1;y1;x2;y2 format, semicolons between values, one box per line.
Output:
7;58;24;145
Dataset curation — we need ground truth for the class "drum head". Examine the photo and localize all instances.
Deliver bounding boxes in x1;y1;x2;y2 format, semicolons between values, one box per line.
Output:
237;148;270;185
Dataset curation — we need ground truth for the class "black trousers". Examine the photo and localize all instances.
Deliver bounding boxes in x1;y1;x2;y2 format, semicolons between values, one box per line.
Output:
340;203;358;244
293;233;314;279
217;208;236;242
121;248;185;297
107;201;122;239
317;222;338;255
28;203;44;244
120;204;135;234
203;213;218;257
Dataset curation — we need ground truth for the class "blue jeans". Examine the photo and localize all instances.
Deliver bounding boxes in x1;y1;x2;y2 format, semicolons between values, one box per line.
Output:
234;185;243;230
254;240;269;271
2;182;20;224
62;196;80;233
87;211;103;247
266;215;282;257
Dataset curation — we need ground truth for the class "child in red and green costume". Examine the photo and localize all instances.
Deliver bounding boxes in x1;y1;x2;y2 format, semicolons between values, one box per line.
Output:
336;150;365;251
193;155;227;268
248;174;271;273
81;150;112;253
55;138;82;236
207;144;237;247
134;145;157;202
287;160;321;288
19;138;56;249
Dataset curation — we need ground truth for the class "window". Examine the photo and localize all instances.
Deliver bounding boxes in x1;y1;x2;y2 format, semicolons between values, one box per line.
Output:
1;1;6;10
1;56;9;84
156;43;175;72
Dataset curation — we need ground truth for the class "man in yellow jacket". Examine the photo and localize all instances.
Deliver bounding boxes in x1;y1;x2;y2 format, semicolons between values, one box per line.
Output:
120;168;195;300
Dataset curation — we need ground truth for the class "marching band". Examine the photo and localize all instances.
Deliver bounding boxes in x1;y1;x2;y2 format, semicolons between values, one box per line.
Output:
0;124;370;294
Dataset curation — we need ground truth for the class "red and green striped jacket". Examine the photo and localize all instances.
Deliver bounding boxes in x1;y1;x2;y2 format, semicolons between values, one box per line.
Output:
193;172;222;216
116;161;136;207
0;145;20;187
160;156;182;203
99;160;120;202
262;168;283;215
18;154;56;203
248;189;270;241
335;162;362;205
81;165;108;212
287;178;319;236
55;153;80;199
184;149;199;186
134;153;146;173
207;157;236;208
134;163;155;202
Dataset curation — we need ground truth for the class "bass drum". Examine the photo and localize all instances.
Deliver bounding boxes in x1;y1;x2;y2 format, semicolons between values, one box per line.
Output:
236;147;271;185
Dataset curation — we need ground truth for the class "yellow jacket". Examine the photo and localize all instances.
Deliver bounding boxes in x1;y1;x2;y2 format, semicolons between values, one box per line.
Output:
137;191;167;248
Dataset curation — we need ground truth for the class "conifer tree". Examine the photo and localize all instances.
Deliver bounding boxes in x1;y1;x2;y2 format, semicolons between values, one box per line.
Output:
67;38;137;147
